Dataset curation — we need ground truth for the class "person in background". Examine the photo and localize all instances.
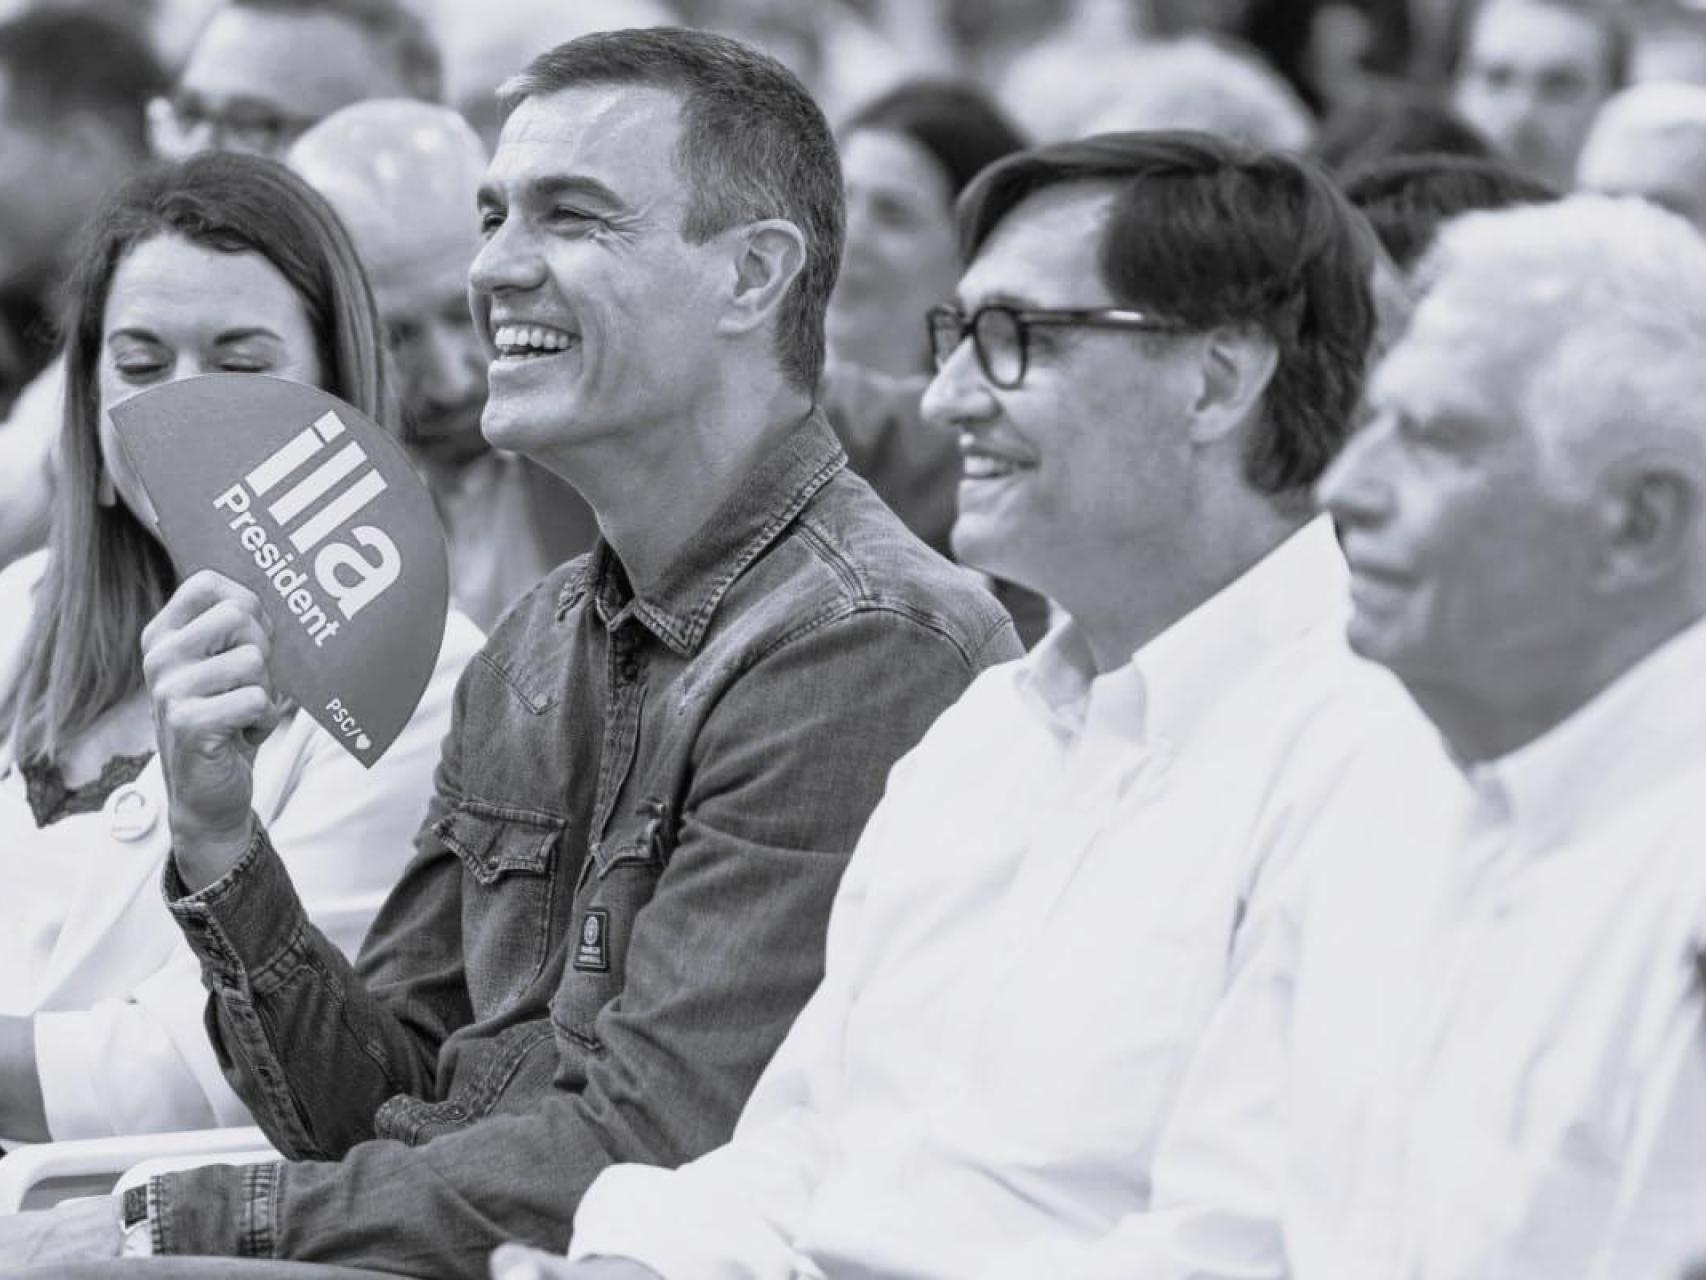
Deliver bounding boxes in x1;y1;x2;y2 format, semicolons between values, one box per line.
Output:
1314;89;1493;176
1070;35;1318;151
288;100;599;628
0;151;479;1151
0;10;167;571
822;79;1024;567
499;130;1393;1280
1451;0;1626;187
0;28;1016;1274
1344;151;1557;271
151;0;441;162
1628;1;1706;89
431;0;676;151
1577;82;1706;235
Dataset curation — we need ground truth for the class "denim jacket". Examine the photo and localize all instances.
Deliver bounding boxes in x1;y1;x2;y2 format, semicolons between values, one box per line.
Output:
152;412;1019;1276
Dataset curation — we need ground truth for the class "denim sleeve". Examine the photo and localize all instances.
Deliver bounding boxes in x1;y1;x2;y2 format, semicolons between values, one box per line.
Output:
154;606;998;1275
163;668;478;1162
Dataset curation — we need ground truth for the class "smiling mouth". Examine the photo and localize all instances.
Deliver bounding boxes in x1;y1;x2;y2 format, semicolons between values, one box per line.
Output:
492;323;579;360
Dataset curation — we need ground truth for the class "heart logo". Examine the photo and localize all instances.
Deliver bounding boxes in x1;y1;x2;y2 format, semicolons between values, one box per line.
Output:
355;733;372;752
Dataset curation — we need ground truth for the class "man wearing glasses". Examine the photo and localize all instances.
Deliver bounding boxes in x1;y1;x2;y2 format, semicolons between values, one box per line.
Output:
150;0;441;162
500;132;1407;1279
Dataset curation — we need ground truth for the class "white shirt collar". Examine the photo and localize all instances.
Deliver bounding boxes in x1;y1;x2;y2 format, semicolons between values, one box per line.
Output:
1468;613;1706;847
1014;516;1348;752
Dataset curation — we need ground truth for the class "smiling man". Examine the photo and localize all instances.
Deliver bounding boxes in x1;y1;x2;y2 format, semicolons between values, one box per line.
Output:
496;131;1403;1280
0;27;1016;1279
288;99;599;628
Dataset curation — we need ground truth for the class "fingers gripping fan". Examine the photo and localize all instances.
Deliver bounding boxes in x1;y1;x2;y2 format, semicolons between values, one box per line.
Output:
111;374;450;767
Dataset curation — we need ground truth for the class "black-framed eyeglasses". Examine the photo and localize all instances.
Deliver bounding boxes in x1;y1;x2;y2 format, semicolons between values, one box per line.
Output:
927;303;1185;390
148;91;321;160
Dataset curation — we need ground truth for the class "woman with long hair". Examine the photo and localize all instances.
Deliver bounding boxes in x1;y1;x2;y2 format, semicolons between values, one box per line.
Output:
0;152;481;1145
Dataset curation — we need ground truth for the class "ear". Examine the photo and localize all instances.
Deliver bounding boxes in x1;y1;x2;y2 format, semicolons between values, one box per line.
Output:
1597;457;1701;589
715;219;808;339
1188;328;1281;447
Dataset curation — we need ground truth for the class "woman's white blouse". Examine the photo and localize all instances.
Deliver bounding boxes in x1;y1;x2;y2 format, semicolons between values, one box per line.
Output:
0;549;483;1140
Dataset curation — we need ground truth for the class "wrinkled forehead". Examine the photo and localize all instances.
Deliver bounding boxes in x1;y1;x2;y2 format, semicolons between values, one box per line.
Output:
485;83;686;200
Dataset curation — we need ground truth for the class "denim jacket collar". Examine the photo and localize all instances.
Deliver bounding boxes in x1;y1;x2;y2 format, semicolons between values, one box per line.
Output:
555;409;847;657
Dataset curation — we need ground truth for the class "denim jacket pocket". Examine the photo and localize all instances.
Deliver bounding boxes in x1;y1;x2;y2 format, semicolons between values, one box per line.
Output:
550;804;672;1049
436;800;564;1019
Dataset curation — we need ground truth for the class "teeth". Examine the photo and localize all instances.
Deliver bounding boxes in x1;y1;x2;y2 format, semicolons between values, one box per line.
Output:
963;455;1023;480
493;324;577;355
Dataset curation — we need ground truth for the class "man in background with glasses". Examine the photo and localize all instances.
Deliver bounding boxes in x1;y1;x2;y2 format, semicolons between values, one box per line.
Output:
499;131;1413;1280
150;0;441;162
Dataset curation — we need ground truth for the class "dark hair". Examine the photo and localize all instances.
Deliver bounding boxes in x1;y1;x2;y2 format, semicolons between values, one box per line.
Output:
500;27;843;393
230;0;443;101
1344;153;1560;271
0;9;167;153
1315;92;1495;176
0;152;388;762
958;131;1377;500
1456;0;1632;91
843;80;1027;200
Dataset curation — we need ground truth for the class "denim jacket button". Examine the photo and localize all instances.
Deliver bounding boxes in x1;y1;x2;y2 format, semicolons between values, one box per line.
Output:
104;784;158;842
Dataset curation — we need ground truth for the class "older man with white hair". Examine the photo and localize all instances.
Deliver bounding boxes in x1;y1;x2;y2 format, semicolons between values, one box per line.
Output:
1577;81;1706;232
968;194;1706;1280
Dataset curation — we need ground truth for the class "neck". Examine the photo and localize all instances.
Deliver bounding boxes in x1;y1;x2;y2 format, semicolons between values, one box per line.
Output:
1057;499;1307;674
538;373;813;587
1412;606;1703;765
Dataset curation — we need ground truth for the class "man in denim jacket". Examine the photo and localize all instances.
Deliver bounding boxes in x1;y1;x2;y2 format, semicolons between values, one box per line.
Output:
0;29;1016;1278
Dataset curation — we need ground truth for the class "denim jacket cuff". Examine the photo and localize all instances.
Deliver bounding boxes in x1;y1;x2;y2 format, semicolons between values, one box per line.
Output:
151;1161;282;1258
162;823;311;991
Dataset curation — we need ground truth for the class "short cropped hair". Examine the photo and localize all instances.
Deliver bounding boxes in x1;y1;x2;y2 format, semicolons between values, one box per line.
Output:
1344;154;1559;271
1458;0;1632;91
959;131;1376;499
231;0;443;101
0;9;167;153
501;27;843;393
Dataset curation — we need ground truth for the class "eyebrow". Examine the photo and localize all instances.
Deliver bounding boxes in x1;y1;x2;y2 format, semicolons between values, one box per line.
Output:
477;174;626;212
106;326;285;345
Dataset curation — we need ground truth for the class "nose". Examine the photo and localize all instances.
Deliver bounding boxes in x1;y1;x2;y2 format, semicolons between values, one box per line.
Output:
919;330;998;434
1315;415;1394;529
469;214;546;302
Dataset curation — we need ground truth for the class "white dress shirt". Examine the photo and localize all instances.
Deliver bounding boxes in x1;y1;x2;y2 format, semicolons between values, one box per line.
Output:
1029;615;1706;1279
0;550;484;1140
567;519;1404;1280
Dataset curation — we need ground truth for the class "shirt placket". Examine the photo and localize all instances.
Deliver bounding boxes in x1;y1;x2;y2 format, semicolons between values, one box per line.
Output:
1393;781;1526;1274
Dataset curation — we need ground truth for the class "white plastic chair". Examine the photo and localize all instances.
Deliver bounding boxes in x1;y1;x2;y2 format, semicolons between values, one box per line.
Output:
0;1126;277;1213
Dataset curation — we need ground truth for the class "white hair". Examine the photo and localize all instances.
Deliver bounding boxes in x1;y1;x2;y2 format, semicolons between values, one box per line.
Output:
1066;36;1316;151
1420;194;1706;480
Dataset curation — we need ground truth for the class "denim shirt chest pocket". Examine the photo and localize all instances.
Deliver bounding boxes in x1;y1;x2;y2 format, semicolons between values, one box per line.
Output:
551;796;674;1049
435;800;566;1020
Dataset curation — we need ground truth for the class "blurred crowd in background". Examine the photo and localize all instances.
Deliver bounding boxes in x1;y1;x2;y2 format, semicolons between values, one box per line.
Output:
5;0;1706;626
